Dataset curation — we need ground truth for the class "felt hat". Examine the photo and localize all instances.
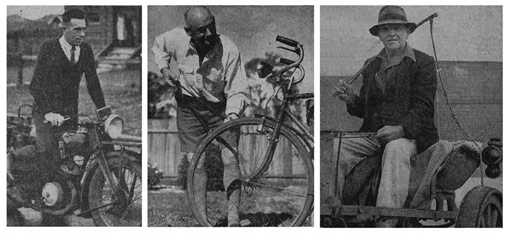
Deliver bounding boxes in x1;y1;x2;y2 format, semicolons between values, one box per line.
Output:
369;6;417;36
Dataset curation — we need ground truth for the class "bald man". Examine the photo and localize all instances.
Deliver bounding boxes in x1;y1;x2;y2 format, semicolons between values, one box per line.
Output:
152;6;250;226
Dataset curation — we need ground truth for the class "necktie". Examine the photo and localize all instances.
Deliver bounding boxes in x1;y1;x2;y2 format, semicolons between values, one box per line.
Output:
70;46;76;65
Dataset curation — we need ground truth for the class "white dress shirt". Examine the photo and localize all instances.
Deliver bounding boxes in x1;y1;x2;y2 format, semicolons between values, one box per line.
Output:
59;36;80;63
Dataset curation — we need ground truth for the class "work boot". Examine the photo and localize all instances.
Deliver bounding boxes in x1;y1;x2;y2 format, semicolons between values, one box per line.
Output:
375;218;399;227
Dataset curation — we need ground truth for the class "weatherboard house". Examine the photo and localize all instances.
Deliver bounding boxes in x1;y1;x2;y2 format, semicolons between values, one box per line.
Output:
7;6;141;66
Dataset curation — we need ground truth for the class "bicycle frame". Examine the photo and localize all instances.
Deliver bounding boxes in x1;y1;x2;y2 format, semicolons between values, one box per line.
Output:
249;38;313;181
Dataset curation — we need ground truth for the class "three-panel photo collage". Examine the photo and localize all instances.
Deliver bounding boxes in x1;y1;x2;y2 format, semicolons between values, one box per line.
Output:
4;3;503;229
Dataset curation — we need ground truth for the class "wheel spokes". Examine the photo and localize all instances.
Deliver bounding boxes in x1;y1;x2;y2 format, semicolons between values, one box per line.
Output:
128;174;139;201
243;180;309;198
101;165;142;224
190;119;313;227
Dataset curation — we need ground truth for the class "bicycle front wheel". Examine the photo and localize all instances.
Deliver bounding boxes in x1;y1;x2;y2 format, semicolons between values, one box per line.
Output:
187;117;314;227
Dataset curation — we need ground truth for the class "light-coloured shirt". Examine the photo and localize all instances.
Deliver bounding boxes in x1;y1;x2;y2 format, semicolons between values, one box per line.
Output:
375;43;416;93
59;36;80;63
152;28;250;116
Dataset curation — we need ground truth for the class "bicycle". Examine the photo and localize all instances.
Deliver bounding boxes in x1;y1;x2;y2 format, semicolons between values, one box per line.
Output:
187;36;314;227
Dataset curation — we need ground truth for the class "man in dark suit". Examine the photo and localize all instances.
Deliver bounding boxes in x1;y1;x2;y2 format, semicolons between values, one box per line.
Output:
333;6;438;226
30;8;106;165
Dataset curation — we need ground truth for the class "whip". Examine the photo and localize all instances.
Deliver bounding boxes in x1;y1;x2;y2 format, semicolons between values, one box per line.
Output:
332;13;439;98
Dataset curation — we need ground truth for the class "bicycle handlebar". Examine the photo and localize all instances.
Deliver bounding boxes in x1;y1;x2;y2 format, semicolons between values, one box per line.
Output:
275;35;304;82
255;36;306;88
279;57;295;65
276;35;300;48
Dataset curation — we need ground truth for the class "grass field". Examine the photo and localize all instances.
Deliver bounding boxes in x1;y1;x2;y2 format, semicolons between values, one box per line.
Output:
7;65;141;136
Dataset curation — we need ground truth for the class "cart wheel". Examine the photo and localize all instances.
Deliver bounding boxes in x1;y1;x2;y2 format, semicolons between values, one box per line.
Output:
456;186;502;227
320;215;347;227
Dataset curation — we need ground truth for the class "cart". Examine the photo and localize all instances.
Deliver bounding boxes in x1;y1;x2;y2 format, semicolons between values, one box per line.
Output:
320;131;502;227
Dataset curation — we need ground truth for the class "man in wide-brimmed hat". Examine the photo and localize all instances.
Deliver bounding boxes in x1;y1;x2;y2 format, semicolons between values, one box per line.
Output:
334;5;438;226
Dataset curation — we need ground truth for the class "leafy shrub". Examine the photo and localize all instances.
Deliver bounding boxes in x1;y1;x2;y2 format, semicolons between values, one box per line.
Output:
148;162;163;190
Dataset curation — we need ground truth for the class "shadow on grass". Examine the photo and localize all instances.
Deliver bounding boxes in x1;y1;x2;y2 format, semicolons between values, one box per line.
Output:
215;212;293;227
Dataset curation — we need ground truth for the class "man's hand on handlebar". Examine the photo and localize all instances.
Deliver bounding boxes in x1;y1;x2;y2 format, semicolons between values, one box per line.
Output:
44;112;66;126
334;79;355;104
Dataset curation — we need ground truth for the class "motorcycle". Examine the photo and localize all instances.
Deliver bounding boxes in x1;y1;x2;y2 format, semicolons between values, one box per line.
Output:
7;106;142;226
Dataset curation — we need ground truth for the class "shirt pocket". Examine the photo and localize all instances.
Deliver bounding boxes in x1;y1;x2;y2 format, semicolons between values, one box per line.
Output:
201;66;225;95
178;64;196;84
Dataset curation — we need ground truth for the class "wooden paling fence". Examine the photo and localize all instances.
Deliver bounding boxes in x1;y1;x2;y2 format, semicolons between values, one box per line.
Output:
7;53;37;86
148;119;182;179
148;119;307;183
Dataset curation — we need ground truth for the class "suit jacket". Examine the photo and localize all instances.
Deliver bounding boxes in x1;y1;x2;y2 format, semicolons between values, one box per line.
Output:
30;39;105;128
347;48;439;153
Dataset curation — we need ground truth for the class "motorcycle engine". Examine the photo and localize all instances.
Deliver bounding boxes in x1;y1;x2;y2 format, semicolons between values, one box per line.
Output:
58;132;90;176
41;182;64;206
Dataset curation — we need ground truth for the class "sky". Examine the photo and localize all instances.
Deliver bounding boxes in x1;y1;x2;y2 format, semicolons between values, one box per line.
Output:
7;6;64;20
321;6;502;76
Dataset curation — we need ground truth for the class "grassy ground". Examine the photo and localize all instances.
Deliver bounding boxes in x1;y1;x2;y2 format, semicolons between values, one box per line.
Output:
148;184;313;227
148;187;200;227
6;65;141;136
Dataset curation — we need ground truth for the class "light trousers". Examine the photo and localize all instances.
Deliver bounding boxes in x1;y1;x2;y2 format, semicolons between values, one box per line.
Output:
337;137;417;208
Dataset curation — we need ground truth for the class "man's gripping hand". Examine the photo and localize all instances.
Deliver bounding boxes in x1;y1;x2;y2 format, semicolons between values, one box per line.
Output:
44;112;65;126
161;67;178;86
224;113;239;123
334;79;355;104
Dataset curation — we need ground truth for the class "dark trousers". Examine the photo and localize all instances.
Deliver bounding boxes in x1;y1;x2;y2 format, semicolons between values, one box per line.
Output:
33;112;59;165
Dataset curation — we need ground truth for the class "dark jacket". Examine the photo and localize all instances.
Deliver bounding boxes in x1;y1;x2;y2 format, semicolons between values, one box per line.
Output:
30;39;105;128
347;48;439;153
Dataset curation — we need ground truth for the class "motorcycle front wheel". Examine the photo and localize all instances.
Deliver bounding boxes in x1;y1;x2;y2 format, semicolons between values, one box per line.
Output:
88;151;142;226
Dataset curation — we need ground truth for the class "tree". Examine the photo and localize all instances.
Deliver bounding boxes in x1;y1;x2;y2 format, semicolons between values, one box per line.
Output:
244;52;304;124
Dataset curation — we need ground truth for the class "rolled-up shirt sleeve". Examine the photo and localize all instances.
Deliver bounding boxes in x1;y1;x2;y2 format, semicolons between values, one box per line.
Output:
152;30;176;71
224;51;250;116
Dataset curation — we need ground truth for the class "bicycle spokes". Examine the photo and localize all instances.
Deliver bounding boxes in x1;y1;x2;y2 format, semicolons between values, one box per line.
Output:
189;118;313;226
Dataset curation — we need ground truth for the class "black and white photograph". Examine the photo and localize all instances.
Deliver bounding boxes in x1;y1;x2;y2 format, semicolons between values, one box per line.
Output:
320;5;502;227
3;1;507;231
6;6;142;226
147;5;314;227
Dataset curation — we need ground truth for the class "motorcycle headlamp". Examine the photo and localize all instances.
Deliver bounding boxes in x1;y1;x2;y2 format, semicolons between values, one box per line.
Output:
104;114;124;139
